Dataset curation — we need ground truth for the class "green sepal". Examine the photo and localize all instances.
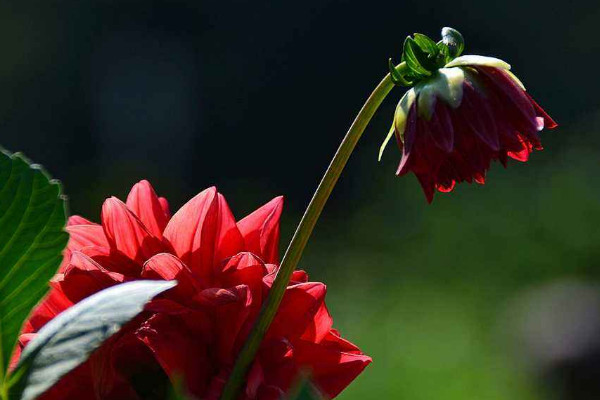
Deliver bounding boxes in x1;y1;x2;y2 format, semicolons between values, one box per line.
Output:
436;41;451;64
402;37;432;77
413;33;439;55
388;59;415;87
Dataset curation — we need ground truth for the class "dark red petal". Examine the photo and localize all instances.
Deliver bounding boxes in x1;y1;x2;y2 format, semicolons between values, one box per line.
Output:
415;173;435;203
126;180;169;238
477;67;538;132
35;362;98;400
237;196;284;264
525;92;558;129
293;338;371;399
426;102;454;153
507;133;534;162
141;253;203;301
59;252;126;303
138;314;212;397
396;105;418;176
101;197;164;264
163;188;244;283
258;385;285;400
197;285;252;364
77;245;141;276
436;180;456;193
460;83;500;151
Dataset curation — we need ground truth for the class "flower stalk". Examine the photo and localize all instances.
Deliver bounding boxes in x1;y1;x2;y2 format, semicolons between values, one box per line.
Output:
219;65;400;400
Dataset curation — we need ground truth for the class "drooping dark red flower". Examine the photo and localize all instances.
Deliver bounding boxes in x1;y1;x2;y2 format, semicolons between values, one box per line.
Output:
12;181;370;399
380;55;557;202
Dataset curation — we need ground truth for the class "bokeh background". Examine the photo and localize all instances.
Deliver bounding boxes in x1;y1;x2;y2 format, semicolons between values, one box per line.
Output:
2;0;599;399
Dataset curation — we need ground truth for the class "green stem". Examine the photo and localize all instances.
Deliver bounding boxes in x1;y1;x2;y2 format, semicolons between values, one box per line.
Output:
219;65;400;400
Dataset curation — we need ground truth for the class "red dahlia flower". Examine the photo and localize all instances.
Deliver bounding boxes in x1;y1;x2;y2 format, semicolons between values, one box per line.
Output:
12;181;370;399
380;32;557;202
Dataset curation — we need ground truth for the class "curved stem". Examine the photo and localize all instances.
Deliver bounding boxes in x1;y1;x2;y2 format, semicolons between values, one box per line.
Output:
220;66;400;400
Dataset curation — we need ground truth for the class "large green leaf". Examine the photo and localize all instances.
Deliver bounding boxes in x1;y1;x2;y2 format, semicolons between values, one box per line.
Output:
9;280;176;400
0;150;67;380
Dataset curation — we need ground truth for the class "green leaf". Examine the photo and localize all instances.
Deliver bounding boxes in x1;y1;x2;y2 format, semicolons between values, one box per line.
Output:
402;37;432;77
0;150;68;382
413;33;439;55
8;280;176;400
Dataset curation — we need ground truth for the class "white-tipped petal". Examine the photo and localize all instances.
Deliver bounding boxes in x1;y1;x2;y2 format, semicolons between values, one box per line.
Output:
379;88;417;160
445;55;511;70
416;67;465;119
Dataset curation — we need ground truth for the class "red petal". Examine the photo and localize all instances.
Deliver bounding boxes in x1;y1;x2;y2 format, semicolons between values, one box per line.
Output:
24;288;73;332
460;83;500;151
66;224;109;252
293;339;371;399
196;285;253;364
67;215;95;226
415;173;435;203
163;188;244;283
141;253;203;302
101;197;164;264
237;196;284;264
525;92;558;129
395;105;418;176
427;102;454;153
158;197;171;219
221;252;268;317
477;67;538;132
126;180;169;238
77;245;141;276
138;314;212;397
268;282;331;341
59;252;126;303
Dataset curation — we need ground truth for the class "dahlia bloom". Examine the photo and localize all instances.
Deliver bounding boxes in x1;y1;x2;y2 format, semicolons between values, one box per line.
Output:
380;32;557;202
12;181;370;399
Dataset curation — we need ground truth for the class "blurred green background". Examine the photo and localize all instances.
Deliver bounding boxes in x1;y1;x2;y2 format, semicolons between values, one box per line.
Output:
1;0;599;398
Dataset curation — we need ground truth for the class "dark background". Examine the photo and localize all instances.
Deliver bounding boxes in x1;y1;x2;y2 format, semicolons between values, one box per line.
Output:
2;1;600;398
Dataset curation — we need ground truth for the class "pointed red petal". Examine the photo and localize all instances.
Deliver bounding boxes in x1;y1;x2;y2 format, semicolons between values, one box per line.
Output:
101;197;164;264
237;196;284;264
126;180;169;238
525;92;558;129
163;188;244;283
293;338;371;399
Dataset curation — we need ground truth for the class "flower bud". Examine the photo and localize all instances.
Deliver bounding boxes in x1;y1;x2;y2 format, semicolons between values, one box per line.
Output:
381;29;557;202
